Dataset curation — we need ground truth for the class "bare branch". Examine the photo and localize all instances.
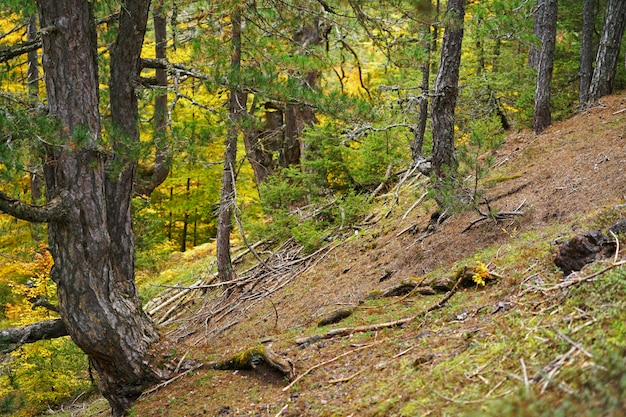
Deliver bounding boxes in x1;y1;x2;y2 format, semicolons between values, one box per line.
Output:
0;190;67;223
140;57;208;80
0;319;68;353
0;39;41;64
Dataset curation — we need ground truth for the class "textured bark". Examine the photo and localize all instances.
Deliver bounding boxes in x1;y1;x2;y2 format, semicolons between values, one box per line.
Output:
0;190;66;222
243;124;276;186
533;0;557;134
528;0;545;69
431;0;465;178
579;0;595;106
36;1;164;416
412;23;431;161
282;103;302;167
217;6;247;282
135;0;171;197
281;21;323;167
587;0;626;104
0;319;67;353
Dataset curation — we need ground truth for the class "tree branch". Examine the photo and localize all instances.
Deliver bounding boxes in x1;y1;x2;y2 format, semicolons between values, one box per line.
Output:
0;39;42;64
0;319;68;353
0;190;67;223
140;57;208;80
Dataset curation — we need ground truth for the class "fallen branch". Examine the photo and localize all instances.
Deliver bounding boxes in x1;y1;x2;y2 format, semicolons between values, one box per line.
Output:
142;345;294;398
462;200;526;233
329;366;368;384
203;345;294;379
539;260;625;291
402;191;428;220
295;273;463;346
282;340;384;392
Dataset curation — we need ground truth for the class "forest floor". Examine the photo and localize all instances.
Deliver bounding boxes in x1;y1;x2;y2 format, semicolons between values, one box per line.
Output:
57;92;625;416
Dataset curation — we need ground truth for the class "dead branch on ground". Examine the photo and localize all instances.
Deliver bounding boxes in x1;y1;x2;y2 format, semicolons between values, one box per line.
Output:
294;273;463;346
282;339;385;392
462;200;526;233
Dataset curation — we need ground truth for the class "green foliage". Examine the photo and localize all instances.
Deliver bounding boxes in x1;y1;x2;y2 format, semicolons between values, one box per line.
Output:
0;249;91;416
430;114;505;213
256;165;371;253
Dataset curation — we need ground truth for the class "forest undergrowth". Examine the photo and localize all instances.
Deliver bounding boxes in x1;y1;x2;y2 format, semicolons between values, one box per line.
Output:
25;91;625;417
0;93;626;416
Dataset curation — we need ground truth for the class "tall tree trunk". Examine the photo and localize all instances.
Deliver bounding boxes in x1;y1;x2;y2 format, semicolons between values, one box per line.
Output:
533;0;558;134
431;0;465;178
36;1;165;415
587;0;626;104
579;0;595;106
528;0;545;69
412;22;431;161
281;22;323;168
217;5;247;282
243;103;276;186
27;13;44;241
135;0;171;196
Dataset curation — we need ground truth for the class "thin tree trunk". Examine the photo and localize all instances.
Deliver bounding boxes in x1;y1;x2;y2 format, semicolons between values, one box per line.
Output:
135;0;171;196
579;0;595;106
431;0;466;178
217;5;247;282
533;0;558;134
587;0;626;104
412;22;431;161
528;0;545;69
27;13;44;241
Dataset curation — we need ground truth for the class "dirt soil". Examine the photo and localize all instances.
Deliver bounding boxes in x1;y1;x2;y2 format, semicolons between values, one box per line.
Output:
130;92;626;417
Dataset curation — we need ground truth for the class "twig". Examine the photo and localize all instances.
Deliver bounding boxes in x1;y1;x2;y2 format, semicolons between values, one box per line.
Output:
282;340;384;392
141;363;204;397
393;345;416;358
370;163;394;200
520;358;529;393
295;273;463;345
329;367;368;384
609;230;620;263
274;403;289;417
402;191;428;220
540;260;626;291
551;325;594;358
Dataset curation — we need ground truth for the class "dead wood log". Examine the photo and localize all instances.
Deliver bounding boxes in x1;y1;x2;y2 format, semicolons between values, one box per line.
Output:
0;318;68;353
203;345;295;380
317;308;355;326
295;274;464;346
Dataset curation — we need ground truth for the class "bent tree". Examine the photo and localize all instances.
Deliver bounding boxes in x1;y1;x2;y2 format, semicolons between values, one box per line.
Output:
0;0;167;415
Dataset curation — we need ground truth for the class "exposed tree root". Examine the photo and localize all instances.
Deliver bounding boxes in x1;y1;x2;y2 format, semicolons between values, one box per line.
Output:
203;345;295;380
295;273;464;346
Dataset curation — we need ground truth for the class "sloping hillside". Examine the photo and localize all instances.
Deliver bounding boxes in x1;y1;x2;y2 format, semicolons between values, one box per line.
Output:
65;92;626;416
